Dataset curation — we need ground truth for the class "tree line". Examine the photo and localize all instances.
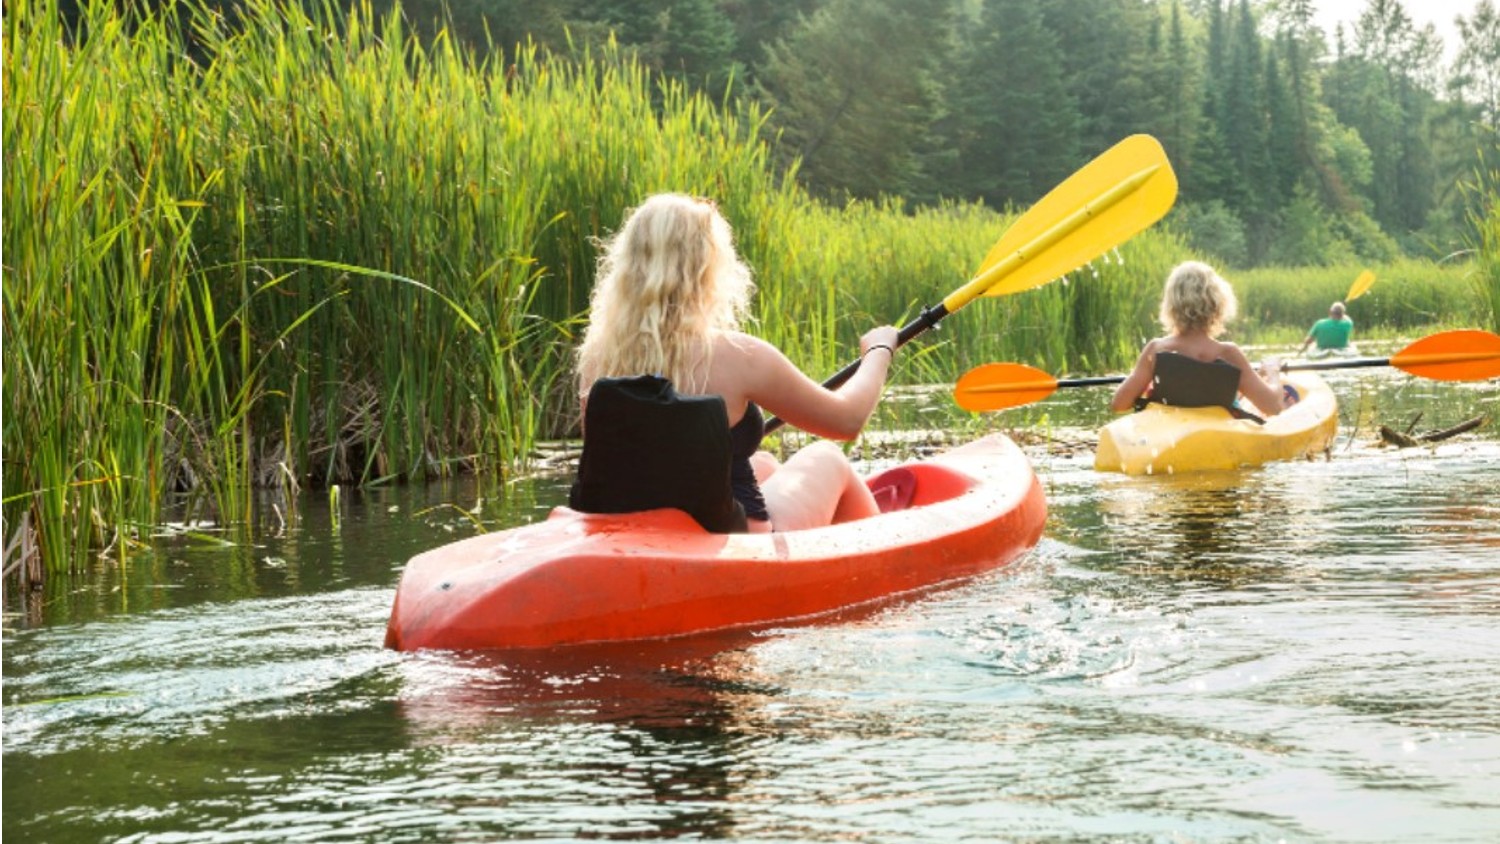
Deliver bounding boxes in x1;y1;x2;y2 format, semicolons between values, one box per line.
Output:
369;0;1497;268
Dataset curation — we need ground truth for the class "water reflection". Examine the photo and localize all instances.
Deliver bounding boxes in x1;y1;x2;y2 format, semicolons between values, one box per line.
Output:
5;366;1499;842
393;634;782;840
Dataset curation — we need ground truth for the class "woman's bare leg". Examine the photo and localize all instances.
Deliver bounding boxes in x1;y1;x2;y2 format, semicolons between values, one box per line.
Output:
760;441;878;531
750;450;779;484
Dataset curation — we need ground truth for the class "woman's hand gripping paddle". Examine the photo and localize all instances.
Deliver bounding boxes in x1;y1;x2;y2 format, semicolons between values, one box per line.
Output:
766;134;1178;433
953;330;1500;412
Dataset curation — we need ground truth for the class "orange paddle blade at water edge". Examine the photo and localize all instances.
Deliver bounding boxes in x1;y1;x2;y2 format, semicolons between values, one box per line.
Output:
1390;329;1500;381
954;363;1060;412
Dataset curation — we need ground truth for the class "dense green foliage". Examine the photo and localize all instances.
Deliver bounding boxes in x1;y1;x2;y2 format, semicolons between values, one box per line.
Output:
381;0;1498;266
4;0;1492;575
5;0;798;569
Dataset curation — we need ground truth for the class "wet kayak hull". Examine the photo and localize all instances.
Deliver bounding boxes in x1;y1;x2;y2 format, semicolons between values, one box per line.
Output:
1094;373;1338;475
386;433;1047;651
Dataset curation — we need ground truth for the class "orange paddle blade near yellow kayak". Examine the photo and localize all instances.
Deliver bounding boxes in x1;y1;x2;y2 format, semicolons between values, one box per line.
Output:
954;363;1060;411
1388;329;1500;381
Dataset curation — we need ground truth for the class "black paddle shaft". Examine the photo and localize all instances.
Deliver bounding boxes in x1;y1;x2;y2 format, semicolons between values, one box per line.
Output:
1057;374;1127;388
763;303;952;434
1284;357;1391;372
1052;357;1395;388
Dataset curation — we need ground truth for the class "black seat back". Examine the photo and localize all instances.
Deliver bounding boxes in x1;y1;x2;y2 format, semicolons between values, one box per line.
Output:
570;375;746;533
1149;352;1241;409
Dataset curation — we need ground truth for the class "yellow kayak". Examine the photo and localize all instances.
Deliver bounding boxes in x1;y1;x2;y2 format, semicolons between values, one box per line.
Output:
1094;373;1338;475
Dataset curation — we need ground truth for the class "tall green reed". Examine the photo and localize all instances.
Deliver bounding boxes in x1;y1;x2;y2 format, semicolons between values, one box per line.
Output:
2;0;804;573
4;0;215;569
1460;139;1500;333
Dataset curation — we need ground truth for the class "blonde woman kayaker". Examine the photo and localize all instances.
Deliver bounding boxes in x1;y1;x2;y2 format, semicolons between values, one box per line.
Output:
573;193;898;534
1109;261;1295;419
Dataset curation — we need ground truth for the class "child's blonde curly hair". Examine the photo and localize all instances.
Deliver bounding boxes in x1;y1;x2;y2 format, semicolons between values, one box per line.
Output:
1160;261;1237;337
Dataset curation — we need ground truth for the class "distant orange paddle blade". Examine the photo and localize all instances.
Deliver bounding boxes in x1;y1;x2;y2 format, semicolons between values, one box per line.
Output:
1390;330;1500;381
1346;269;1376;302
954;363;1060;412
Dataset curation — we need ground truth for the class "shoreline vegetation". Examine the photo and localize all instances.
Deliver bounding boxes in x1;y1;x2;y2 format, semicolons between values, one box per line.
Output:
4;0;1497;576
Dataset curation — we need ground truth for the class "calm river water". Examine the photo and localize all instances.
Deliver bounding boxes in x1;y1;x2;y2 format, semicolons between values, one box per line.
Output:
4;360;1499;842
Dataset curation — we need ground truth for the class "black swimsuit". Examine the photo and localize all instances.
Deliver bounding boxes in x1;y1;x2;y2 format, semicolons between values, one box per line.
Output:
729;403;770;521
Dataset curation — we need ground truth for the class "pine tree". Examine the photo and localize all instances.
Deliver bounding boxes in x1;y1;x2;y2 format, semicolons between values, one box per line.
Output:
1221;0;1269;224
574;0;740;93
1454;0;1500;135
752;0;957;201
720;0;822;83
1160;2;1200;172
1037;0;1157;156
1263;49;1300;213
1329;0;1441;236
947;0;1081;206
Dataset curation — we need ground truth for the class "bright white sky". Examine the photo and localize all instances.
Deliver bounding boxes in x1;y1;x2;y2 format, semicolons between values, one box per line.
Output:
1313;0;1481;62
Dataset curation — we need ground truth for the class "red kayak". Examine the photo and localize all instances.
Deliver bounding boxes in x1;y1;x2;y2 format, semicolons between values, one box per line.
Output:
384;433;1046;651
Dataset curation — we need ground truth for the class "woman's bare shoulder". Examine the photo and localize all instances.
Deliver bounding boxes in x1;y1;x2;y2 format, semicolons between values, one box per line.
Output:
711;331;797;396
716;330;777;356
1215;340;1252;366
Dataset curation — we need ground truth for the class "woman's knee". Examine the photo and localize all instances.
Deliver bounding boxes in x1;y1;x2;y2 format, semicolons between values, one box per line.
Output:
750;450;780;483
793;440;849;469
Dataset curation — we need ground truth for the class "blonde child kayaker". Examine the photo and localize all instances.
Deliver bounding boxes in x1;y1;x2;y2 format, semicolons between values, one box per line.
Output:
1298;301;1355;357
574;193;898;534
1109;261;1295;419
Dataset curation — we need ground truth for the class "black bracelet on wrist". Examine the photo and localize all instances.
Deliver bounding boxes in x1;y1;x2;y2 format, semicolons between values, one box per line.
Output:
864;344;895;359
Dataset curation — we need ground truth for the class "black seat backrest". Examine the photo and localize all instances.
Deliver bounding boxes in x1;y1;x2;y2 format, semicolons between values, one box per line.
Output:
569;374;746;533
1149;351;1241;410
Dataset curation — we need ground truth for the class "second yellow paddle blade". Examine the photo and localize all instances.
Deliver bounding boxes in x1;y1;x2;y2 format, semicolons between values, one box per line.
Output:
954;363;1059;412
1391;329;1500;381
1346;269;1376;302
973;134;1178;300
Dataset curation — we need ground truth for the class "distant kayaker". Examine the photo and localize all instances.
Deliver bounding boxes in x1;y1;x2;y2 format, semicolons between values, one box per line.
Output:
1298;301;1355;357
573;193;898;533
1109;261;1295;419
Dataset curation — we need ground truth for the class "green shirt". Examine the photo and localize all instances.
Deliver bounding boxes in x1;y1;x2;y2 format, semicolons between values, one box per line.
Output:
1309;316;1353;349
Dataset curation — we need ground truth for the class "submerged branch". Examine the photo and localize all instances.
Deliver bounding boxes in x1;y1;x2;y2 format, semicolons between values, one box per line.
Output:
1379;415;1488;447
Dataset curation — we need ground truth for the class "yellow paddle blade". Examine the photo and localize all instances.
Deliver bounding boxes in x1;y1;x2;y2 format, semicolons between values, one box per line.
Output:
1390;329;1500;381
954;363;1060;412
1346;269;1376;302
943;134;1178;313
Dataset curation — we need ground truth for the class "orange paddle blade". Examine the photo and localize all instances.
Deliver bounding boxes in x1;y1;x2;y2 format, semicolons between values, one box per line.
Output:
954;363;1060;412
1346;269;1376;302
1390;330;1500;381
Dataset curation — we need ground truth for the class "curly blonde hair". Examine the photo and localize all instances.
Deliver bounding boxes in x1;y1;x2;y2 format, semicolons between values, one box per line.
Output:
1159;261;1237;337
576;194;755;396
